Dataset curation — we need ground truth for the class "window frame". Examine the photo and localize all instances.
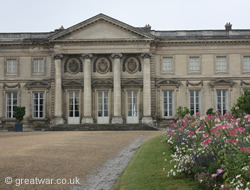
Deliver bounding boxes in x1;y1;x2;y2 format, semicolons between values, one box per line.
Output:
32;57;46;76
189;90;201;116
5;58;19;76
216;89;228;115
161;56;174;74
162;90;174;118
5;92;18;119
215;56;228;73
188;56;201;74
32;91;45;119
242;56;250;73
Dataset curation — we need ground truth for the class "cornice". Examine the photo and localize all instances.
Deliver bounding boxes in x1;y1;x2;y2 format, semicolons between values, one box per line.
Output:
49;39;153;44
155;77;250;81
1;37;250;47
158;39;250;46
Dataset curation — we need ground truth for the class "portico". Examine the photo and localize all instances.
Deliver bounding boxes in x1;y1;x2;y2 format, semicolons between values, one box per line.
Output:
52;51;153;125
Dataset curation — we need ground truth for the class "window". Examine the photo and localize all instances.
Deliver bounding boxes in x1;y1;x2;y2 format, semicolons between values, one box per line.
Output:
243;56;250;72
216;56;227;73
190;90;200;115
33;58;45;74
189;57;200;73
162;57;173;73
6;92;18;118
6;59;17;74
216;90;228;115
162;91;174;117
33;92;45;118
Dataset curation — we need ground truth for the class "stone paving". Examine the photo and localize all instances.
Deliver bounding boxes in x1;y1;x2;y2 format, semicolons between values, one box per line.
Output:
0;131;163;190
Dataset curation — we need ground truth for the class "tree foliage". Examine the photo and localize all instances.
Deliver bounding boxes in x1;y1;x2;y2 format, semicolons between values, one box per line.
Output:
176;106;190;118
206;108;215;115
231;90;250;118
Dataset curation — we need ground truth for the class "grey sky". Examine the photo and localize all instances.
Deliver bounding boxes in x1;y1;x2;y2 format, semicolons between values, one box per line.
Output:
1;0;249;32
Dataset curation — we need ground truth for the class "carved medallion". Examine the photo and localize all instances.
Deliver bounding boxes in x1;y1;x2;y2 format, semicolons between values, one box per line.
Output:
96;57;110;74
67;58;81;74
125;57;139;74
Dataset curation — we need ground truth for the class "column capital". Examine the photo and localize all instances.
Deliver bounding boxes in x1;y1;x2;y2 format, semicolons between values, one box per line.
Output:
54;54;63;60
82;53;93;59
141;53;152;59
111;53;122;59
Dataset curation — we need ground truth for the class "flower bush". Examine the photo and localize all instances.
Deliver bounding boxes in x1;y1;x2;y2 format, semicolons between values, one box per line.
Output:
165;112;250;190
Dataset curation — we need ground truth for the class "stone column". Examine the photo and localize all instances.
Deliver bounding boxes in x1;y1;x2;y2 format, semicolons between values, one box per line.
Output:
111;53;123;124
82;54;93;124
141;53;153;126
53;54;64;125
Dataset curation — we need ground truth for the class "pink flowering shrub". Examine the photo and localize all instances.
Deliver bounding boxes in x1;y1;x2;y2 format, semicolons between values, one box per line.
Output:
165;112;250;189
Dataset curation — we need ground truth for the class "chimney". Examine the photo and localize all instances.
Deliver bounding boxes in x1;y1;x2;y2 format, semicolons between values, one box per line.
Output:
144;24;151;32
225;22;232;31
54;25;65;32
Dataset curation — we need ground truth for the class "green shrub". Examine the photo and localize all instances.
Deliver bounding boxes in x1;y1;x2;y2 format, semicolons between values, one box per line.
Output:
14;106;26;123
176;106;190;118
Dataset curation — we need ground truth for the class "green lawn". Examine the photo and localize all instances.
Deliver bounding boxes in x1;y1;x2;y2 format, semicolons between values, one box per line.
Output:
118;135;200;190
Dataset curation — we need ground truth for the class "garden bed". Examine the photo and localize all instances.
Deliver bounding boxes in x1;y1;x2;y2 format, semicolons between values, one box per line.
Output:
165;112;250;190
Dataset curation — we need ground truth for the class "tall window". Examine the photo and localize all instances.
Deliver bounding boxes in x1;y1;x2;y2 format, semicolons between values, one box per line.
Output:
216;90;228;115
216;56;227;73
243;56;250;72
162;91;174;117
190;90;200;115
33;92;45;118
6;92;18;118
33;58;45;74
6;59;17;74
189;57;200;73
162;57;173;73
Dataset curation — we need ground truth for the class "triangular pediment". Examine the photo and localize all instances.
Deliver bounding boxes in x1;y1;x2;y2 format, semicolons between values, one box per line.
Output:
25;81;51;89
92;79;113;88
156;79;181;87
122;79;143;88
92;79;113;85
50;14;154;41
209;79;235;88
63;80;83;89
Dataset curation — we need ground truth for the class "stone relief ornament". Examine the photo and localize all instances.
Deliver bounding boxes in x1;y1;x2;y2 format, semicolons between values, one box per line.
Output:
66;57;81;74
96;57;110;74
125;57;139;74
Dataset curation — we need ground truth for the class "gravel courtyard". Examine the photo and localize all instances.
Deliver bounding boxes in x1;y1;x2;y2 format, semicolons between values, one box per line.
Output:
0;131;162;190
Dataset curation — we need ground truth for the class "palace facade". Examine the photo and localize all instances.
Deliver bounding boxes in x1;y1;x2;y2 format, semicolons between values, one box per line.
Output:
0;14;250;129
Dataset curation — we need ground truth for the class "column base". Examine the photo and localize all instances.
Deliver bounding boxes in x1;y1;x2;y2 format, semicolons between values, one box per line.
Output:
51;117;64;127
142;116;154;127
82;116;93;124
112;116;123;124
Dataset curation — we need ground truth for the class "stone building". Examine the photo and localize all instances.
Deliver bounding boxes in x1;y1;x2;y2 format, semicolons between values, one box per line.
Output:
0;14;250;129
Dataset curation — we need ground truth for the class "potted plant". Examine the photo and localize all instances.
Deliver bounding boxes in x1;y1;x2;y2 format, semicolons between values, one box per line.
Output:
14;106;26;132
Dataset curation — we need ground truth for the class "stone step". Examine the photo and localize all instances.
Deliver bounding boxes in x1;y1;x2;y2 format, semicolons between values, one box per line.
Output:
46;124;158;131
